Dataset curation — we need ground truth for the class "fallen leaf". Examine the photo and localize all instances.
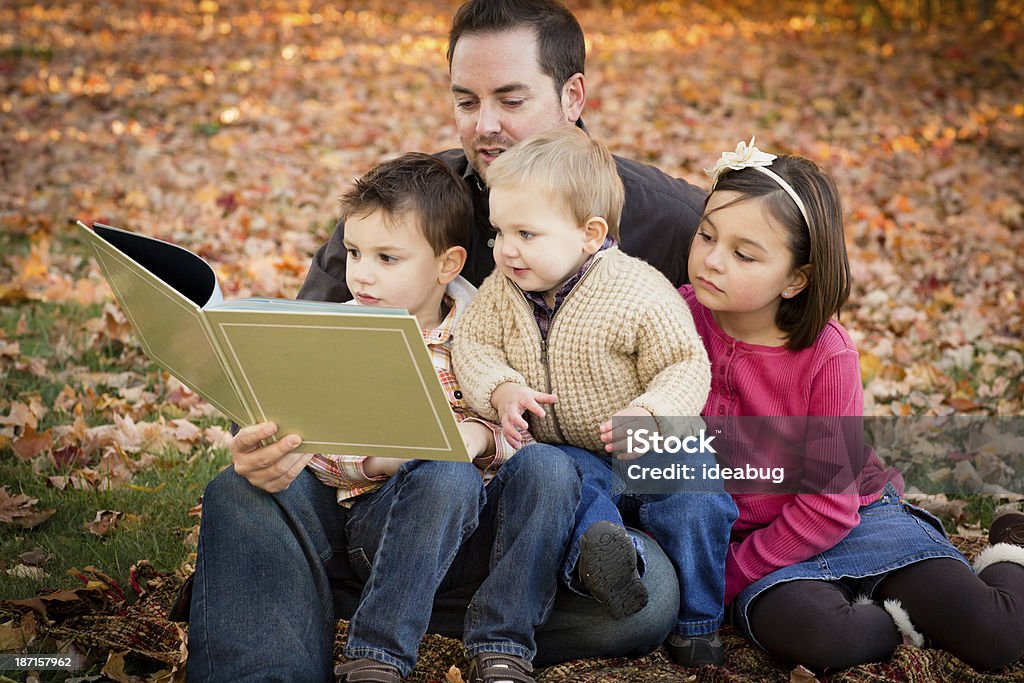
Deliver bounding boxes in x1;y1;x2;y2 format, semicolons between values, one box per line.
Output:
5;564;49;580
0;486;56;529
101;651;132;683
790;664;820;682
0;617;32;651
85;509;124;536
13;426;53;460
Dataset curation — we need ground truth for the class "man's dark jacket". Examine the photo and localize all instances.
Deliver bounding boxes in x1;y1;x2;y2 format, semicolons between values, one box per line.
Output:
297;147;706;303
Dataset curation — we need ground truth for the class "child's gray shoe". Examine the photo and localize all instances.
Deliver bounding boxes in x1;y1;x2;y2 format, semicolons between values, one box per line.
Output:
664;631;725;667
335;658;402;683
466;652;535;683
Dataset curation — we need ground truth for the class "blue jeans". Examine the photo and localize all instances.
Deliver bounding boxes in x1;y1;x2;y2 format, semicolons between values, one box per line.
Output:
344;448;577;675
187;457;680;682
556;444;738;637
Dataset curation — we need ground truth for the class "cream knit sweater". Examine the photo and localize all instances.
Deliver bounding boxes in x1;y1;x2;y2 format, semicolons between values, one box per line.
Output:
453;248;710;452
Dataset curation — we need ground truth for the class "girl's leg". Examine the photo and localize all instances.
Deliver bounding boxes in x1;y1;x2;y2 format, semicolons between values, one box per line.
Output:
877;556;1024;670
747;579;901;672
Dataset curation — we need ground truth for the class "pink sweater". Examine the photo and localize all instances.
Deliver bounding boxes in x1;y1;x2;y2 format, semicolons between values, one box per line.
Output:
680;286;902;604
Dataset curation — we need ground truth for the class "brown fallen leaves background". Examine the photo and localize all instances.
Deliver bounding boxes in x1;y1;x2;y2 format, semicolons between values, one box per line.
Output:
0;0;1022;678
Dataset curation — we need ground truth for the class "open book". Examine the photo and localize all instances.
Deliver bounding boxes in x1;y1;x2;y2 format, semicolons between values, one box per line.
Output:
78;221;470;461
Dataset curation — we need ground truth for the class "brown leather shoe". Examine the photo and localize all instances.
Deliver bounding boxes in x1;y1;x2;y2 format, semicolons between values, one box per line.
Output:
466;652;535;683
334;658;402;683
989;511;1024;546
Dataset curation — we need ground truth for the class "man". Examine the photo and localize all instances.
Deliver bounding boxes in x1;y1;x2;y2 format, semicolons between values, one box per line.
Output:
187;1;704;681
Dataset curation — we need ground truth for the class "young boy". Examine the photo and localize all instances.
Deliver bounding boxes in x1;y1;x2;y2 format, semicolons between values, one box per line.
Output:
307;153;580;683
452;127;738;667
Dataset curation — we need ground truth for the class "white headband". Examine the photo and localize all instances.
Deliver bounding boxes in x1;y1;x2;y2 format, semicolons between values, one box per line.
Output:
704;136;810;227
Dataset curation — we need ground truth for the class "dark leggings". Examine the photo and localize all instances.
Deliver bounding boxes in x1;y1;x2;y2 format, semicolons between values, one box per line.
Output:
747;558;1024;673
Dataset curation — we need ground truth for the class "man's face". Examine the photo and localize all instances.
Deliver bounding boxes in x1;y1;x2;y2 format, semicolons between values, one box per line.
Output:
450;27;582;183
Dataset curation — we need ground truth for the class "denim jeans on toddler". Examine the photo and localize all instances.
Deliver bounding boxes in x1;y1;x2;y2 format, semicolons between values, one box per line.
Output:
343;446;580;676
554;443;738;637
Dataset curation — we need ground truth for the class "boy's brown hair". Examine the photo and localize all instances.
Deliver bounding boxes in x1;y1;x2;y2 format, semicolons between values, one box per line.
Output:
340;153;473;255
485;127;624;239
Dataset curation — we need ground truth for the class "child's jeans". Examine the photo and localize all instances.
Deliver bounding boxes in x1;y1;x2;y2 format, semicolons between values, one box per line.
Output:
343;445;580;676
556;443;738;637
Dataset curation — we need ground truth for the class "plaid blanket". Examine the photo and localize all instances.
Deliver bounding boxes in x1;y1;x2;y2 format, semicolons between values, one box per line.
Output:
3;536;1022;682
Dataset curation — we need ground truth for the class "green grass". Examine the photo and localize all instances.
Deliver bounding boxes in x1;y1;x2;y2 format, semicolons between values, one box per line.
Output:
0;446;228;601
1;298;231;601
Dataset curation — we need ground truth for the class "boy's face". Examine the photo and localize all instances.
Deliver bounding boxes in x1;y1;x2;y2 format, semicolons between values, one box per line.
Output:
489;184;601;305
344;210;450;328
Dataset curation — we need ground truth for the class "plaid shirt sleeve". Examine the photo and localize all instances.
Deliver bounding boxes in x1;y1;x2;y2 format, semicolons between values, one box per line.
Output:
307;453;387;505
458;416;517;471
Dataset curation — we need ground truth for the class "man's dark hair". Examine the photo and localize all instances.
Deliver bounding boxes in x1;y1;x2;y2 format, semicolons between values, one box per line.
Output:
339;153;473;255
447;0;585;93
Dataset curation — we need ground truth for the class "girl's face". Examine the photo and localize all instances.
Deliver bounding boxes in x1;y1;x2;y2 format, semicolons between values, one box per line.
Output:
688;191;808;338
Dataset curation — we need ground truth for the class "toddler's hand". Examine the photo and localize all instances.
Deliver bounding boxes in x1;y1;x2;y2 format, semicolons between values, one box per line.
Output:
491;382;557;449
600;407;658;460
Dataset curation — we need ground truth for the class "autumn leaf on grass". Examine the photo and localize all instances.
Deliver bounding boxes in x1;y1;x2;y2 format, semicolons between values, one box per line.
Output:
5;564;48;580
0;486;55;529
12;425;53;460
0;339;18;359
0;613;37;651
6;584;113;620
82;302;134;346
170;418;203;450
903;492;969;523
50;444;89;470
85;509;141;536
0;400;41;431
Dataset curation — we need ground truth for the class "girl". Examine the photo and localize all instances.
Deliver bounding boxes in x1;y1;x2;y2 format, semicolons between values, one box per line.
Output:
680;137;1024;673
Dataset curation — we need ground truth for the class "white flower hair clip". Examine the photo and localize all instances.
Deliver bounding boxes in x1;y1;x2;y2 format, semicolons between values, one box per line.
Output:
704;136;810;226
704;136;777;185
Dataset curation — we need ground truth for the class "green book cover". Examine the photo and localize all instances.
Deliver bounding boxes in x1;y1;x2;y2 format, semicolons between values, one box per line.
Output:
78;221;470;461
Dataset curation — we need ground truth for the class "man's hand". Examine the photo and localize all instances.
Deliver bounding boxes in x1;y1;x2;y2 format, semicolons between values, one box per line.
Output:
599;406;658;460
229;422;311;493
491;382;557;449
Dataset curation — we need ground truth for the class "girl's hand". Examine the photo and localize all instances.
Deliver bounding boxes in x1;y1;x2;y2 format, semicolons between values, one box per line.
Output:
230;422;311;492
600;407;658;460
491;382;557;449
